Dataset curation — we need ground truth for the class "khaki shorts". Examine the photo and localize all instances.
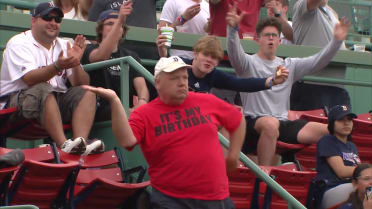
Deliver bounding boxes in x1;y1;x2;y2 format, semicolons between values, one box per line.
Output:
9;83;87;125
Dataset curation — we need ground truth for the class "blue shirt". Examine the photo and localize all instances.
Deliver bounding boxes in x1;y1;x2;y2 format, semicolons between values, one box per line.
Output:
316;134;360;186
183;58;268;93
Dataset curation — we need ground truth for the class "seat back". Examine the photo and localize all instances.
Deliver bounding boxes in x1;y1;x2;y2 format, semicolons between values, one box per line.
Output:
60;148;148;209
295;144;317;169
264;168;316;209
0;107;71;146
228;167;261;209
357;112;372;122
72;178;150;209
22;146;56;163
8;160;79;209
351;119;372;163
288;109;326;121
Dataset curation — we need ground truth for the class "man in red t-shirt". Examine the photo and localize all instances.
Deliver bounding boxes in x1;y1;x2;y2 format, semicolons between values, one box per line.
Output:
83;56;246;208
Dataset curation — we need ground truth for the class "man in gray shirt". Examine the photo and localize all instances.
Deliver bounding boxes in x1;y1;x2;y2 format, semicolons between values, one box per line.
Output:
226;5;350;165
291;0;350;111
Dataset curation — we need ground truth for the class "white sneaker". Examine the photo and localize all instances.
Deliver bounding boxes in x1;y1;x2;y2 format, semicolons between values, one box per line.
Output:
61;137;87;154
82;139;105;156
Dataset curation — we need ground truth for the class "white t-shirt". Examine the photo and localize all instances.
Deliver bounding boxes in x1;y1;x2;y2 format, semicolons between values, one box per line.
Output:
63;7;85;21
0;30;73;98
160;0;210;59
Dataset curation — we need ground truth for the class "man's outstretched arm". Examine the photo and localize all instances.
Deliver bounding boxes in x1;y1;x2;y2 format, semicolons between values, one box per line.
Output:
82;85;137;148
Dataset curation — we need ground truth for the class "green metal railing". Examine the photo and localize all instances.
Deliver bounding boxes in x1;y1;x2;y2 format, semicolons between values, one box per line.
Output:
219;133;306;209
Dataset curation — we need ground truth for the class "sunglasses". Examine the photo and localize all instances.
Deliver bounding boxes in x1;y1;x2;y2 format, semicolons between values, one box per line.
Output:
40;15;62;23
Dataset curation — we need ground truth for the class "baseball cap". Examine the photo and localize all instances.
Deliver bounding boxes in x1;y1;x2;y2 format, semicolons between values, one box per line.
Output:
32;2;64;18
154;56;191;77
98;10;119;22
328;105;357;122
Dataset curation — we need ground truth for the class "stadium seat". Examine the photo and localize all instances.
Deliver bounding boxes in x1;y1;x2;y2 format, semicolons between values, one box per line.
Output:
262;167;316;209
288;109;326;121
295;144;317;170
357;111;372;122
351;118;372;164
0;107;71;147
227;166;263;209
7;160;79;209
0;166;19;206
291;110;328;170
59;148;149;209
71;177;150;209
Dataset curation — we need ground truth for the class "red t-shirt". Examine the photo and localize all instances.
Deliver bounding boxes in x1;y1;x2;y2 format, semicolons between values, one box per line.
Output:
129;92;242;200
209;0;264;37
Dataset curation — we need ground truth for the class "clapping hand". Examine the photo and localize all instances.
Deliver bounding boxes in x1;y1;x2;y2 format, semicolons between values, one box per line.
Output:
182;4;201;21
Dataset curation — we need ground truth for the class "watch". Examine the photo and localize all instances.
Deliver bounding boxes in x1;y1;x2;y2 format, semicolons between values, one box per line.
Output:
274;12;282;18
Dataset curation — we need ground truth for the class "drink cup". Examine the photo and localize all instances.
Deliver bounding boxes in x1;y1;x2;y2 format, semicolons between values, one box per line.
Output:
160;26;174;47
242;32;255;41
354;44;365;52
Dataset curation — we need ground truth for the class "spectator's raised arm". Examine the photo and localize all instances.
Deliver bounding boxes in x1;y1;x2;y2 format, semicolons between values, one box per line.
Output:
88;1;133;63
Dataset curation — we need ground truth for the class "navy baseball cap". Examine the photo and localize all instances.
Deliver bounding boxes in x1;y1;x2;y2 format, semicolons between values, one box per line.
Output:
98;10;119;22
328;105;357;122
32;2;64;18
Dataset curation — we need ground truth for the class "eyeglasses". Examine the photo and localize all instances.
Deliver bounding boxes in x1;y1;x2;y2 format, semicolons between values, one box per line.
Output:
358;176;372;182
261;32;279;39
40;15;62;23
103;22;115;26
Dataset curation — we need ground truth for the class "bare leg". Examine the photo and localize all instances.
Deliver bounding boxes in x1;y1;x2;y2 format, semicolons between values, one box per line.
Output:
255;117;280;166
246;154;258;164
297;122;328;144
43;94;67;147
71;91;96;139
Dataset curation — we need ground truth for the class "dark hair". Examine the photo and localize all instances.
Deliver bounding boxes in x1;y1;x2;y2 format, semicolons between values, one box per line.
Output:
96;19;129;43
256;17;282;38
327;118;353;141
345;163;372;209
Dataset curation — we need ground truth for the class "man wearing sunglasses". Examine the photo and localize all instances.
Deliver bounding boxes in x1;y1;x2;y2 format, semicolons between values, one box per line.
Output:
0;2;104;155
226;4;350;166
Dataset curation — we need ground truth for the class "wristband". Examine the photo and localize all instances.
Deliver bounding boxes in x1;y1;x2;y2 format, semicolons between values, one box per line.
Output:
233;25;239;32
177;15;186;25
268;77;276;88
53;61;63;72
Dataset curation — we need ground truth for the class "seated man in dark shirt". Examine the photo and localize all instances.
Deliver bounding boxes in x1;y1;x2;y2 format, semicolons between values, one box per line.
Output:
81;2;149;121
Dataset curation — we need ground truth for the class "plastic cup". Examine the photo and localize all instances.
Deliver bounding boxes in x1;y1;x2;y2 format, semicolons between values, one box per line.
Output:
242;32;254;41
160;26;174;47
354;44;365;52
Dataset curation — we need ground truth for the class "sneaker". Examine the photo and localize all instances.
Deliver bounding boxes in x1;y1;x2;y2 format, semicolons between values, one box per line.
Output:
83;139;105;156
61;137;87;154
